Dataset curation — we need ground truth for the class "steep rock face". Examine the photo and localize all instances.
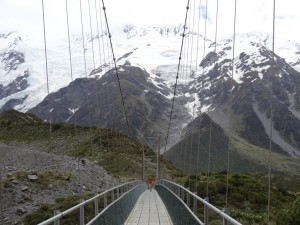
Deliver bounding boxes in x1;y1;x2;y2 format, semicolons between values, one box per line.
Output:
29;66;191;142
0;33;30;111
186;41;300;158
0;70;29;100
165;113;300;175
1;30;300;159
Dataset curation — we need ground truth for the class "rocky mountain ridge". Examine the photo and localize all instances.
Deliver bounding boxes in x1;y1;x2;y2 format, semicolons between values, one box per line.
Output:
1;27;300;159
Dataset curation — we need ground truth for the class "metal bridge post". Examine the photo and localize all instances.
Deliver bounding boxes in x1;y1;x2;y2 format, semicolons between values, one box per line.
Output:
117;187;120;199
222;208;228;225
187;188;190;206
104;193;107;208
193;192;198;214
54;210;60;225
94;195;99;216
204;197;209;225
120;186;124;196
80;199;84;225
112;190;115;202
181;188;185;201
142;138;145;181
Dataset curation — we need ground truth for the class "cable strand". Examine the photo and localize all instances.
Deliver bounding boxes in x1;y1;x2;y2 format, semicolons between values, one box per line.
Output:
101;0;131;136
164;0;191;154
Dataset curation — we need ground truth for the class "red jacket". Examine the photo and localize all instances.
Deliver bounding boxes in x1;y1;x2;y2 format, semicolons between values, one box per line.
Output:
146;177;154;184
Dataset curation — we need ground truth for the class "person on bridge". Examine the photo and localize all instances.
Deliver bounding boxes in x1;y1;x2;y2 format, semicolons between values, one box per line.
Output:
146;176;154;191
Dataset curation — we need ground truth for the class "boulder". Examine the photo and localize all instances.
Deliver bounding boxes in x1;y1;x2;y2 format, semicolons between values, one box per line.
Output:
27;175;38;181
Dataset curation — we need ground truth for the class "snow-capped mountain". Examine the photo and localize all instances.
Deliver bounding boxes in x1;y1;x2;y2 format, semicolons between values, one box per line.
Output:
1;26;300;159
1;27;300;113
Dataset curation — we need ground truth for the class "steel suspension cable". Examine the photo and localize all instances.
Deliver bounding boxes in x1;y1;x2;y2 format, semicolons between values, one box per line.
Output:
267;1;276;223
196;0;209;197
65;0;73;82
93;0;105;149
79;0;94;193
206;0;219;199
97;0;111;151
41;0;52;139
184;0;193;85
164;0;191;155
101;0;131;136
88;0;102;193
203;0;208;59
97;0;107;72
183;0;193;179
65;0;80;176
195;0;203;194
79;0;88;79
188;0;197;188
94;0;103;73
88;0;96;69
41;0;59;204
226;0;237;210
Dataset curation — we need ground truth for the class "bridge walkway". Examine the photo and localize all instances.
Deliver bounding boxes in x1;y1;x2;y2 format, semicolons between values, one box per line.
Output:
125;189;173;225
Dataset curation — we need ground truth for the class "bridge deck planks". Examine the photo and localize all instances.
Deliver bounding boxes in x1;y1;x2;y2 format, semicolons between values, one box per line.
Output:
125;189;173;225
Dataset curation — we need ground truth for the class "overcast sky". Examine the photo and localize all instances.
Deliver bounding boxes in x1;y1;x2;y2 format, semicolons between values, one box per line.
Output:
0;0;299;42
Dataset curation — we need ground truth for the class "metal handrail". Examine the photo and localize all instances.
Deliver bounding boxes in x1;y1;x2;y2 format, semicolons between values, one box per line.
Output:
157;179;243;225
38;180;141;225
86;183;146;225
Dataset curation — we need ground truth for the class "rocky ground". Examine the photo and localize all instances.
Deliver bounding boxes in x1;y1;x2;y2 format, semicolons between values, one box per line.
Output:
0;142;119;224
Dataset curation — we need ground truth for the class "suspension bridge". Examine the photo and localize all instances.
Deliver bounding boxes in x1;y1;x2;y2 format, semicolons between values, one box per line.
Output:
19;0;281;224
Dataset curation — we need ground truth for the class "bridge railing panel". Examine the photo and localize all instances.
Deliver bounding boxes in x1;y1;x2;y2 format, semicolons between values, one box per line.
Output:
157;180;243;225
38;181;145;225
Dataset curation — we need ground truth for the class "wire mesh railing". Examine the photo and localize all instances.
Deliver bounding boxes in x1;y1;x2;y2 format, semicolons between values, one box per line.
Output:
38;180;145;225
157;180;243;225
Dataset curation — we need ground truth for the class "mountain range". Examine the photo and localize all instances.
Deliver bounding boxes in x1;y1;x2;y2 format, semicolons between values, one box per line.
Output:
1;25;300;172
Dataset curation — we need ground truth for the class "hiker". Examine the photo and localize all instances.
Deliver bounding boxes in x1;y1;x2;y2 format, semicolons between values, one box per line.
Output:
146;176;154;191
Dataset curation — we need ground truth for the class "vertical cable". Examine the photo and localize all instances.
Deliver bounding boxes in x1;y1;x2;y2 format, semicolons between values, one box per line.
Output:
79;0;94;193
195;0;202;194
206;0;219;199
65;0;83;192
164;0;191;155
65;0;73;82
101;0;131;136
226;0;237;210
41;0;52;138
183;0;193;180
94;0;103;72
79;0;88;79
203;0;208;59
98;0;107;72
88;0;99;193
268;1;276;223
203;0;210;198
88;0;96;69
188;0;197;188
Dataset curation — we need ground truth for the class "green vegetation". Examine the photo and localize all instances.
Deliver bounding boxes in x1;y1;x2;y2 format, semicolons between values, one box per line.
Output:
166;114;300;177
175;172;300;225
2;171;73;189
23;194;96;225
0;110;178;179
1;110;300;224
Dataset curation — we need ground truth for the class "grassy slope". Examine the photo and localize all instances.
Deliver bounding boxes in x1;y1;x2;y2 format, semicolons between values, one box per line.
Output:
165;114;300;177
0;110;177;180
